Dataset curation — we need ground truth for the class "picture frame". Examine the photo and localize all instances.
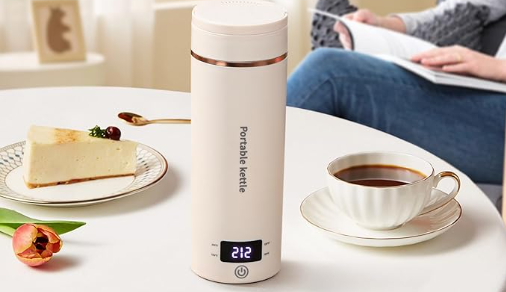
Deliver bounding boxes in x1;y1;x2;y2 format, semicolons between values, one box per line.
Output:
31;0;86;63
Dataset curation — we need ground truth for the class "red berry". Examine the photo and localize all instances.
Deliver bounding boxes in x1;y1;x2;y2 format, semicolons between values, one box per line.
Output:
106;126;121;140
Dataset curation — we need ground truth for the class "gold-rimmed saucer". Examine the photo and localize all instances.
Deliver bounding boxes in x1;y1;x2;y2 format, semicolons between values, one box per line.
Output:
0;141;168;207
300;187;462;247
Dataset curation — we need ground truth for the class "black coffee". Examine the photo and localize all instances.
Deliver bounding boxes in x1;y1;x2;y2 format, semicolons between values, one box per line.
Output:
334;164;426;187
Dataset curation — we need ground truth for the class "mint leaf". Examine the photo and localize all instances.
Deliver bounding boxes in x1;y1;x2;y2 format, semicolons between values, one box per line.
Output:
88;125;107;138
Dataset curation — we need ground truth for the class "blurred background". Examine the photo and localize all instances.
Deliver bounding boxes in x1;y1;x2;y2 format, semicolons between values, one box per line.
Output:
0;0;435;92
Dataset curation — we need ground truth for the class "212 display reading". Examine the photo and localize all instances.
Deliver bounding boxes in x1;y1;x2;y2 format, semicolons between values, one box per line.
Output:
220;240;262;263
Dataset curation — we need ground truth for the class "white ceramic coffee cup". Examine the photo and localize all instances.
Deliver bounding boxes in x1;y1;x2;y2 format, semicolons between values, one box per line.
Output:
326;152;460;230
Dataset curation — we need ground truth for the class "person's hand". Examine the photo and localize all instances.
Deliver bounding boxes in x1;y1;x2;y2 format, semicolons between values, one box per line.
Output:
343;9;381;25
412;46;506;82
334;9;380;50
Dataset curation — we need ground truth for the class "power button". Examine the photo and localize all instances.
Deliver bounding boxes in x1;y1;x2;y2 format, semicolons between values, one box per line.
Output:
234;265;249;279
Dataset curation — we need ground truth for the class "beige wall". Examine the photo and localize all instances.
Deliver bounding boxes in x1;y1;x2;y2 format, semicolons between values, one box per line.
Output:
351;0;435;15
151;0;437;92
152;0;315;91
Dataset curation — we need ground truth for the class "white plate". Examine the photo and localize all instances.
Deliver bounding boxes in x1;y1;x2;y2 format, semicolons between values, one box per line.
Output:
300;187;462;247
0;141;168;207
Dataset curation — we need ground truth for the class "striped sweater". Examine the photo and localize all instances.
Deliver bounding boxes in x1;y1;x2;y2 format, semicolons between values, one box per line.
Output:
397;0;506;57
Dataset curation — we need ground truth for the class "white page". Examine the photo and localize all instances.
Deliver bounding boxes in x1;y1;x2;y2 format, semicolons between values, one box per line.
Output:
377;54;437;81
378;54;506;94
495;38;506;58
310;9;436;59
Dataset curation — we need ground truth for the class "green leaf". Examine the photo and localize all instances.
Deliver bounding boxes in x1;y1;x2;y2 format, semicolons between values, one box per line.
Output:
0;225;16;237
88;125;107;138
0;208;86;237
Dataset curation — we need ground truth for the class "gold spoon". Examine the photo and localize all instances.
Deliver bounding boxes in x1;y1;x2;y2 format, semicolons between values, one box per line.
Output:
118;112;191;126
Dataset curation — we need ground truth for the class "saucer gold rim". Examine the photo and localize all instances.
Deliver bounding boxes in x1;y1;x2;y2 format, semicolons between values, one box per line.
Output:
300;187;462;242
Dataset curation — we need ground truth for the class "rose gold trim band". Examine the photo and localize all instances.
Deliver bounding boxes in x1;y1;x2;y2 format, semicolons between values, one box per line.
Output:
191;51;287;68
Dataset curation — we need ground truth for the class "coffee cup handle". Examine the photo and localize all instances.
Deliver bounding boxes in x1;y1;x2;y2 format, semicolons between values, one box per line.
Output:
421;171;461;214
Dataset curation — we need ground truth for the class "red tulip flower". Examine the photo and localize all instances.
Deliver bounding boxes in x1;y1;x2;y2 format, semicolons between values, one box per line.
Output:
12;224;63;267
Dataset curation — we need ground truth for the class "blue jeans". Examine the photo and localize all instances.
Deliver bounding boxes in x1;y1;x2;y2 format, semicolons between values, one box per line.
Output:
287;48;506;184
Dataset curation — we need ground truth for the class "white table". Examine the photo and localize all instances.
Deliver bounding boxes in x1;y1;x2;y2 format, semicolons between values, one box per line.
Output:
0;87;505;292
0;52;105;89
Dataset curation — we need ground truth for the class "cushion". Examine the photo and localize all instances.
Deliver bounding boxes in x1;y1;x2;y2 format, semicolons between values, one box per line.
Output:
477;183;503;214
481;15;506;56
310;0;357;50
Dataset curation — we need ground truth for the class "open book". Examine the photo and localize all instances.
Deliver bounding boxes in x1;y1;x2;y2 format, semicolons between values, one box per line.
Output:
310;9;506;94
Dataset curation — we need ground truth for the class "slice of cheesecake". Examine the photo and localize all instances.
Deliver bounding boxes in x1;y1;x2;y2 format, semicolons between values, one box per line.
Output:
23;125;137;189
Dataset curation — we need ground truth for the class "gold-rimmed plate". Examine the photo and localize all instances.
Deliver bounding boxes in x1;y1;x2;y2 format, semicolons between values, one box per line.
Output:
0;141;168;207
300;187;462;247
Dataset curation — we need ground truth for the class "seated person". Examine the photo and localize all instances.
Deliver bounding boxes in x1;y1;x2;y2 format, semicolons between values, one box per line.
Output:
287;0;506;199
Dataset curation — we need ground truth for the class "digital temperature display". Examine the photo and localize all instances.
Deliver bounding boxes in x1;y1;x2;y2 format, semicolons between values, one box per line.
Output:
220;240;262;263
